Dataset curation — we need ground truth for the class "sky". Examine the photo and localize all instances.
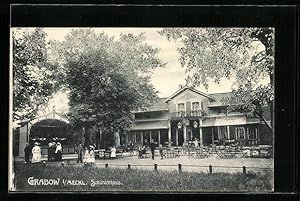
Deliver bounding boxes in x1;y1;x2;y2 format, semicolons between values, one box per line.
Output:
14;28;244;114
44;28;237;96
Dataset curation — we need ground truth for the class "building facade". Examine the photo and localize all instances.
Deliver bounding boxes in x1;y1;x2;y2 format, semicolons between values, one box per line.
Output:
127;87;272;147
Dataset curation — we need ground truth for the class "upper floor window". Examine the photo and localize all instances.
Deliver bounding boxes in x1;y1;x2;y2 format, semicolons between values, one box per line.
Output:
177;103;185;111
192;102;200;111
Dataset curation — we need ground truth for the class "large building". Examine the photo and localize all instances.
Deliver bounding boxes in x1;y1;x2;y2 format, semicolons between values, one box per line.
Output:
127;87;272;147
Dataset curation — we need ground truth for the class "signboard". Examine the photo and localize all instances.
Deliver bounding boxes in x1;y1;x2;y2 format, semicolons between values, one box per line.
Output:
203;115;247;127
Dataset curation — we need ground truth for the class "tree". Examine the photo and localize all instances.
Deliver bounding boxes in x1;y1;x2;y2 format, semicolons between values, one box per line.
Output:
57;29;164;147
159;28;274;131
12;28;62;122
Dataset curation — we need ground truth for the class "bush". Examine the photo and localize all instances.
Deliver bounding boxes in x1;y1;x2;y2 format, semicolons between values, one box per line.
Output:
13;161;273;192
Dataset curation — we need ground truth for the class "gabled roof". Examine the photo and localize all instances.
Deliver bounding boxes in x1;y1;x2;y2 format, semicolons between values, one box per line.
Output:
164;87;215;103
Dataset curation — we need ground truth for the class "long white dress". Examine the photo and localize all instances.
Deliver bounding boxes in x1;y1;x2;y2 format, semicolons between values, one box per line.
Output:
88;150;95;163
110;147;116;158
83;150;90;163
31;146;42;163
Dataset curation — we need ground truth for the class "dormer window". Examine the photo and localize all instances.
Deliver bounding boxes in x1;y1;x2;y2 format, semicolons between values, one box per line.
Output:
192;102;200;111
177;103;185;111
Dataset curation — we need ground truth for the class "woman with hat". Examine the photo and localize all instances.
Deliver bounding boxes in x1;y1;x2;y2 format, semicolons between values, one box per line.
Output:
31;142;41;163
88;145;95;164
55;142;63;161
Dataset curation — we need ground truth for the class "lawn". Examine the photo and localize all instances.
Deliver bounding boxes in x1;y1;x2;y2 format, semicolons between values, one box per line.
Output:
13;161;273;192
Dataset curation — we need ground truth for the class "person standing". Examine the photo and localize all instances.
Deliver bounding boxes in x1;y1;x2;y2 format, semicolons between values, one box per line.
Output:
55;142;63;161
77;142;84;163
31;142;41;163
88;145;95;164
159;144;164;159
110;145;116;159
24;142;31;163
150;139;156;160
47;142;53;161
83;146;90;164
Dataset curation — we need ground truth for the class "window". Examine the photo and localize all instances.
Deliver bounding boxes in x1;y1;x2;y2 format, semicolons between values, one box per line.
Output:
136;133;141;143
236;127;245;139
192;102;200;110
177;103;185;111
248;127;258;139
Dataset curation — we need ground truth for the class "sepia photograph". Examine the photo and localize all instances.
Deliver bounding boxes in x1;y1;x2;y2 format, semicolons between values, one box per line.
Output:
9;27;274;192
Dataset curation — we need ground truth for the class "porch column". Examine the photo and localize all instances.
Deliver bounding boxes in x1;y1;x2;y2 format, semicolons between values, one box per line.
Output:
149;130;152;141
199;119;203;146
158;130;161;145
256;127;260;144
211;127;214;144
175;129;179;146
183;124;187;144
227;126;230;139
140;131;143;144
168;121;171;145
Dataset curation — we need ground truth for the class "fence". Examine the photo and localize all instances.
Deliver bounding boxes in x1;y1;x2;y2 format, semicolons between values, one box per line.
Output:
48;161;272;174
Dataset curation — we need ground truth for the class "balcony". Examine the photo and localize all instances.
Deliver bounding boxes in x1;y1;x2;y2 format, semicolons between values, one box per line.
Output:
171;110;204;120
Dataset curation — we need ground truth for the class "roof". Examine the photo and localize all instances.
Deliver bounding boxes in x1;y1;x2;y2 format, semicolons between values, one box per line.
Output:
18;111;70;125
165;87;215;102
208;92;232;107
133;98;169;113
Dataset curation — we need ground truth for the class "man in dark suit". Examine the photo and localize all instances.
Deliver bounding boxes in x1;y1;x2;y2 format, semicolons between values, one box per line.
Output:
150;139;156;160
77;142;84;163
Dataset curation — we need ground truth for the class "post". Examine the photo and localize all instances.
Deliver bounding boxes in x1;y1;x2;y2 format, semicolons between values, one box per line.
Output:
141;131;143;144
212;127;214;144
168;121;172;146
209;165;212;173
227;125;230;140
149;130;152;142
199;119;203;146
183;124;187;144
158;130;161;145
128;164;131;169
154;164;157;171
243;166;246;174
178;164;182;173
105;163;108;168
175;129;179;146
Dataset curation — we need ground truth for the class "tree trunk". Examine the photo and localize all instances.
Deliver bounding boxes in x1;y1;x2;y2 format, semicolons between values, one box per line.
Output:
256;112;273;132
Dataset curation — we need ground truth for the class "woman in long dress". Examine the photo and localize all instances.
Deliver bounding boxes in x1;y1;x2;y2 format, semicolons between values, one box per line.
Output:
110;145;116;159
83;147;90;163
88;145;95;164
31;142;41;163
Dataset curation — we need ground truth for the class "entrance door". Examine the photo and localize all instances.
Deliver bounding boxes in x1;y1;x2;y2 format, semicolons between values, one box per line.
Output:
178;129;184;146
202;127;213;146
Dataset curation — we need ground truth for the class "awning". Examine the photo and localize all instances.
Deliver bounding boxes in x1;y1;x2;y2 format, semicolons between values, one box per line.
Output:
130;120;169;131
